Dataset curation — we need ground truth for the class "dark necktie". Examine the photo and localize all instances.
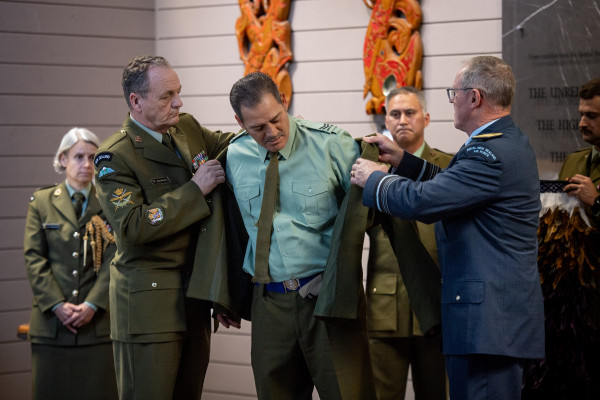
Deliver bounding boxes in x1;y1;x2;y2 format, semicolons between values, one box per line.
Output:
253;152;279;283
162;132;177;154
72;192;85;220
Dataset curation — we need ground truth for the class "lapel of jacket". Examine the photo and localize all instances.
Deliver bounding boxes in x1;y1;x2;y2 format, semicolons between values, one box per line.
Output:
124;119;187;168
51;181;78;228
170;126;195;173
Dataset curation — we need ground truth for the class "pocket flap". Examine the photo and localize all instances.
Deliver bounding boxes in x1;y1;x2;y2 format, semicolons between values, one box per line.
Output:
237;184;260;201
368;273;397;295
442;280;484;304
130;270;182;293
292;181;328;197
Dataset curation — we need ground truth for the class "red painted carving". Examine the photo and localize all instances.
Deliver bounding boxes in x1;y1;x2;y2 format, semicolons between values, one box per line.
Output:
363;0;423;114
236;0;293;104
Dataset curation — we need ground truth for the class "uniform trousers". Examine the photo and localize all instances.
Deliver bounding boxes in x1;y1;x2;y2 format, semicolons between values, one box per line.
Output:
369;335;447;400
250;285;342;400
113;298;211;400
446;354;524;400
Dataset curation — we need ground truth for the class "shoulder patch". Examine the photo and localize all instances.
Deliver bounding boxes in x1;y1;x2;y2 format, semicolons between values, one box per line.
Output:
465;145;497;162
473;132;503;140
146;207;165;225
98;165;117;179
94;152;113;166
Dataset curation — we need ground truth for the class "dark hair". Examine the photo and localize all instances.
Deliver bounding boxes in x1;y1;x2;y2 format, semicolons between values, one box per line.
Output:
229;72;282;122
121;55;171;110
459;56;515;108
385;86;427;114
579;78;600;99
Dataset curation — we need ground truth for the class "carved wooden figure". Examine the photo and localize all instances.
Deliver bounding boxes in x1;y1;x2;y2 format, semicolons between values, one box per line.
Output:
363;0;423;114
236;0;293;104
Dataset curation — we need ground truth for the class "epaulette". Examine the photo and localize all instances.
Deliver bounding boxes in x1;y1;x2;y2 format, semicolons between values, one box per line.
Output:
298;119;347;135
229;130;248;144
30;183;59;202
473;132;503;141
103;129;128;150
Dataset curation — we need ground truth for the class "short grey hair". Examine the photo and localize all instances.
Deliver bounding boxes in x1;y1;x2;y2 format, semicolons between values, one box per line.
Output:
458;56;515;109
122;55;171;110
385;86;427;115
53;127;100;173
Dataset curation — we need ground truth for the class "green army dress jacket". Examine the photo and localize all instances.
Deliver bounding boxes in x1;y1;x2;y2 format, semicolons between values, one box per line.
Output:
24;182;114;346
366;143;452;337
94;114;232;343
187;139;442;334
559;147;600;226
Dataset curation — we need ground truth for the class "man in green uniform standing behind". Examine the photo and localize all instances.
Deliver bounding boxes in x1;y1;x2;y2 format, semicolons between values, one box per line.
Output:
366;87;450;400
94;55;233;399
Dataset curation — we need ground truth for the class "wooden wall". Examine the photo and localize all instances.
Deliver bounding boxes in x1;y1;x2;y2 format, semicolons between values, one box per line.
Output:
0;0;501;398
155;0;501;399
0;1;154;399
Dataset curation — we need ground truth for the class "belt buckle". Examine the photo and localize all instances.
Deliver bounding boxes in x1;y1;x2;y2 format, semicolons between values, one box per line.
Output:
283;278;300;292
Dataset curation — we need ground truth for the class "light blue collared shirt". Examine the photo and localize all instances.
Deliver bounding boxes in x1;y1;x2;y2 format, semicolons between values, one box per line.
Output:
464;118;500;146
65;181;92;215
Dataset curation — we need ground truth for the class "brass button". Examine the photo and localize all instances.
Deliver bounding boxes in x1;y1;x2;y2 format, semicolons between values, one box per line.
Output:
72;252;79;258
72;270;79;278
72;289;79;297
151;282;158;288
73;232;80;239
455;295;461;301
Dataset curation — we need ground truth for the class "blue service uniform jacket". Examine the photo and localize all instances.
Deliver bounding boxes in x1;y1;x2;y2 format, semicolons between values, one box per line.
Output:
363;115;545;359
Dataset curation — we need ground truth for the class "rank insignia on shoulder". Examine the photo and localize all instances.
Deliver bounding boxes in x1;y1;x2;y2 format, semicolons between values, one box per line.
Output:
192;151;208;171
146;207;165;225
110;188;134;210
474;132;503;140
134;135;143;143
98;166;116;179
94;152;113;166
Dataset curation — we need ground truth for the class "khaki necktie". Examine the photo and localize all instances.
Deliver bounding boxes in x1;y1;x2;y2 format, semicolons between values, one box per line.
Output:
253;152;279;283
162;132;177;154
72;192;85;220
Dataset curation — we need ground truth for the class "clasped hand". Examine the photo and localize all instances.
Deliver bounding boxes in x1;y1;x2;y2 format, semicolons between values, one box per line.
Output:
54;302;95;334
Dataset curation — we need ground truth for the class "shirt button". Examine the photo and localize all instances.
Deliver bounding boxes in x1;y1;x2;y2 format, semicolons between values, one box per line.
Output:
308;188;312;193
72;252;79;258
455;295;461;301
73;232;80;239
72;289;79;297
152;282;158;288
282;252;288;257
277;228;281;232
72;270;79;278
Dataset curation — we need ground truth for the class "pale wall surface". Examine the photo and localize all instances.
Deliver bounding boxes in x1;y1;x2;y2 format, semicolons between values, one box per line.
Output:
155;1;501;399
0;0;501;399
0;1;154;399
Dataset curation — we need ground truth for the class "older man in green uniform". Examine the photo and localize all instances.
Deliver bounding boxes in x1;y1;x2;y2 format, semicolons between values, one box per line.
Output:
366;87;450;400
93;55;233;399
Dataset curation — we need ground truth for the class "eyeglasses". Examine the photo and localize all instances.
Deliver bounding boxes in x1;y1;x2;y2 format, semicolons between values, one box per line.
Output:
446;88;473;101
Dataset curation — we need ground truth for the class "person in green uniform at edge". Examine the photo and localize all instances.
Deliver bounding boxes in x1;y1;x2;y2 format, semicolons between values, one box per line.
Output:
24;127;118;400
215;71;377;399
93;55;233;400
366;87;451;400
560;77;600;224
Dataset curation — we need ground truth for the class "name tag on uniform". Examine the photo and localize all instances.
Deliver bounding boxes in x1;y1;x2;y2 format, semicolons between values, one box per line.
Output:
42;223;61;230
150;177;171;185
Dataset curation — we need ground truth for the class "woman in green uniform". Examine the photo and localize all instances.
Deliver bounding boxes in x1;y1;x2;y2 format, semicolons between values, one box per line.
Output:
24;128;118;400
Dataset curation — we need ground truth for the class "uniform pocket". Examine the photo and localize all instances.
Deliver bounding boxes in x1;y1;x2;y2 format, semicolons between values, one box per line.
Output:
366;273;397;331
236;183;261;224
292;180;331;224
128;270;186;335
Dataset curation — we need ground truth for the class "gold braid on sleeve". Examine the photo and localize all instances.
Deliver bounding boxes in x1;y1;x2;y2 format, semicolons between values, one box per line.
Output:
83;215;115;274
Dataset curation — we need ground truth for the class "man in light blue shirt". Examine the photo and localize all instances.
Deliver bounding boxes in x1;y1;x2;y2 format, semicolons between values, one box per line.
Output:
218;72;375;399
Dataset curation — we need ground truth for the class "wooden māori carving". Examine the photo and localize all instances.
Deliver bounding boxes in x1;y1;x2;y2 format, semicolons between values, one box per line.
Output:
363;0;423;114
236;0;293;104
